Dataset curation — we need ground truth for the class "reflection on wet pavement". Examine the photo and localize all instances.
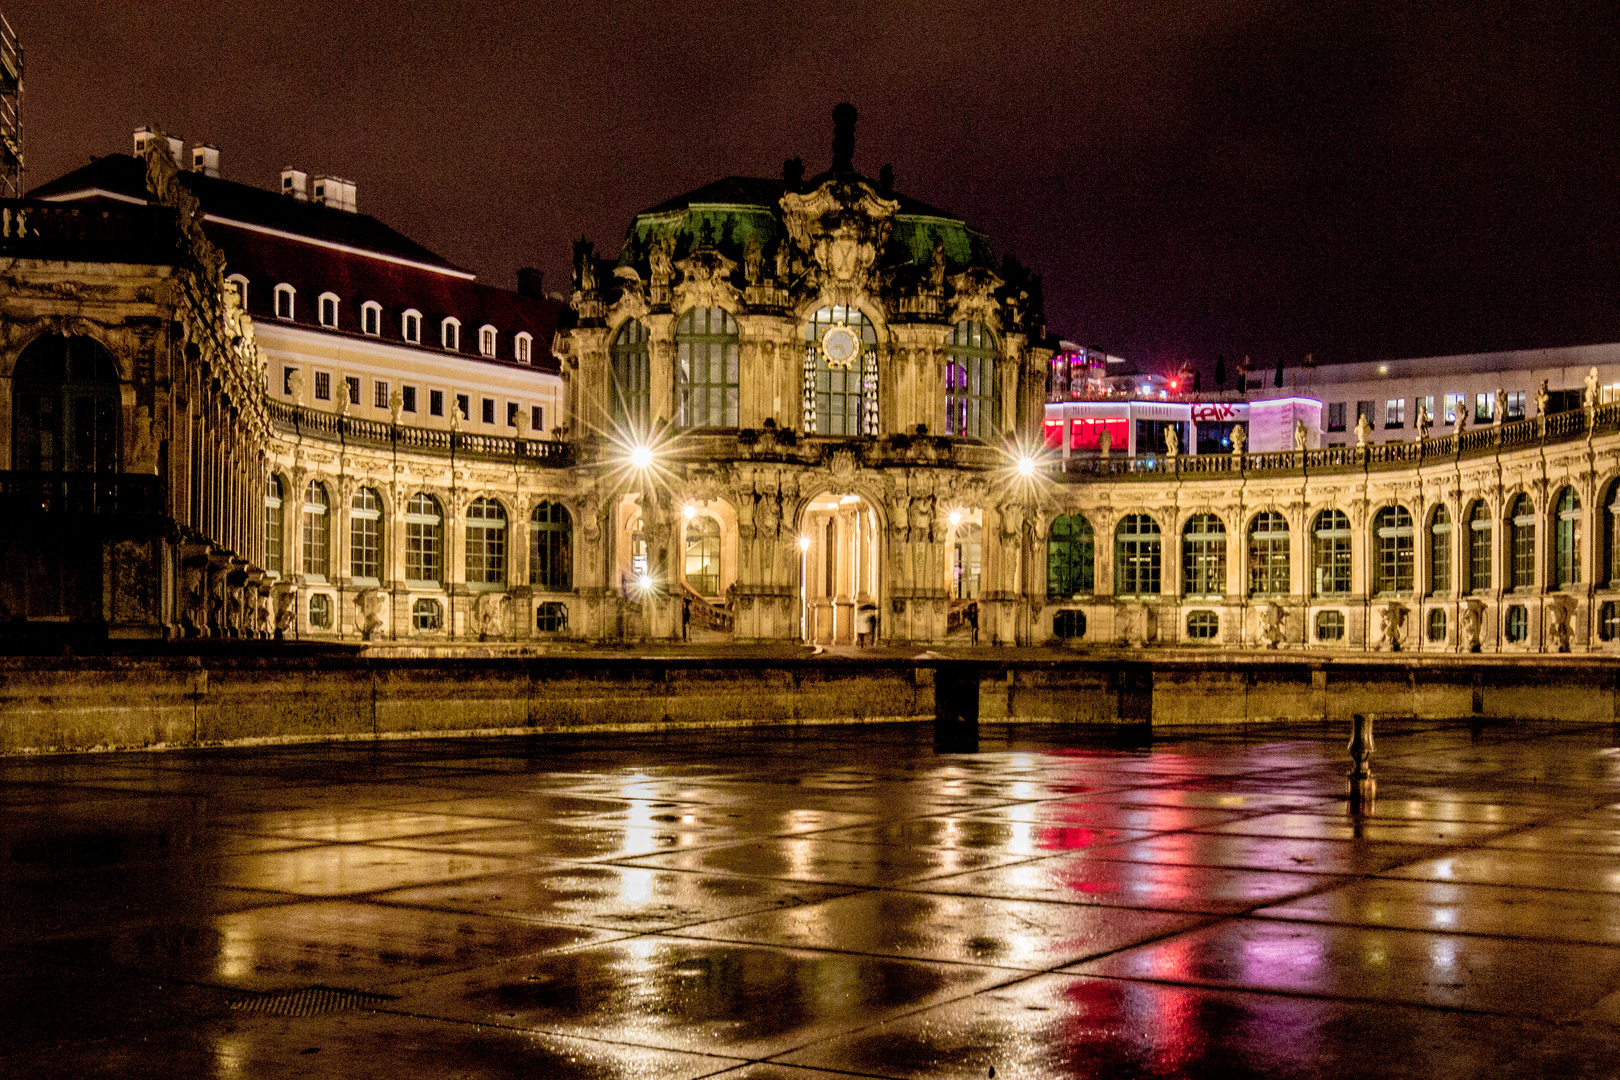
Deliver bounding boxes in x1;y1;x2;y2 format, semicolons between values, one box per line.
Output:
5;719;1620;1077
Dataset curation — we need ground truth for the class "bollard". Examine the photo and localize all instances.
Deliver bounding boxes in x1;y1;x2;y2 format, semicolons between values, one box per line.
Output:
1347;713;1376;814
933;661;979;753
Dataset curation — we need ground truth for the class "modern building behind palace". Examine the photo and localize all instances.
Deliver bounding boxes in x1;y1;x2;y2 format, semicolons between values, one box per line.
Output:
8;104;1620;655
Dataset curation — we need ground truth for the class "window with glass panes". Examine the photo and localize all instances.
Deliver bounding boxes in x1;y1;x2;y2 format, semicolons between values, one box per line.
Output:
1181;514;1227;596
1373;505;1414;593
1429;505;1451;594
676;307;739;427
944;320;998;439
1115;515;1162;596
1509;494;1535;589
953;523;983;599
302;482;330;579
1555;487;1581;588
465;498;507;585
1609;484;1620;586
350;487;382;581
610;319;652;431
1468;500;1492;590
405;493;443;585
1047;514;1095;597
684;516;721;597
1312;510;1352;595
1248;512;1290;595
804;306;877;436
529;502;572;591
263;476;284;575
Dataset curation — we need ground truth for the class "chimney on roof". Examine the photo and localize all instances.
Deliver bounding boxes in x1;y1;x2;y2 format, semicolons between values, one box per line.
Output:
133;126;183;164
516;268;544;297
280;167;308;201
190;143;219;178
311;174;358;212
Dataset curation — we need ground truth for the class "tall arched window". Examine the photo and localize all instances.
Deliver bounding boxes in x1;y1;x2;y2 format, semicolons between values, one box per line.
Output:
264;476;285;575
1429;505;1451;595
1554;486;1582;588
1181;514;1227;597
1312;510;1352;596
1373;505;1414;594
1115;514;1162;596
405;493;443;586
610;319;652;431
676;307;739;428
945;320;998;439
466;498;507;586
12;334;121;474
953;522;983;599
1047;514;1095;597
530;502;573;591
351;487;383;581
1606;482;1620;587
1509;493;1536;590
302;482;330;580
1467;499;1493;591
1247;512;1290;596
684;515;721;597
804;306;878;436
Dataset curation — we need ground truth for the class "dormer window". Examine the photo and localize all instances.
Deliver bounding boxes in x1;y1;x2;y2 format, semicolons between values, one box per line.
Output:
479;325;497;357
515;332;533;364
402;309;422;344
274;284;295;320
226;274;249;311
318;292;340;328
442;317;461;352
361;301;382;336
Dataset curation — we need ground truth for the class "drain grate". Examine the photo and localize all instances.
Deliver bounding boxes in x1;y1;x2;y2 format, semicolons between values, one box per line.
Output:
230;986;394;1017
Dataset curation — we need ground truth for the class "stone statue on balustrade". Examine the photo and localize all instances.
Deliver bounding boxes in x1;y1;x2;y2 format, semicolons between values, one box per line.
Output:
1097;429;1112;459
1354;414;1372;448
1493;387;1507;427
1416;406;1430;441
1230;423;1246;458
1164;425;1179;458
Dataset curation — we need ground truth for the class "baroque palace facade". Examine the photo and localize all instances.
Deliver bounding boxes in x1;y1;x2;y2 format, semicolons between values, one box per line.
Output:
5;116;1620;655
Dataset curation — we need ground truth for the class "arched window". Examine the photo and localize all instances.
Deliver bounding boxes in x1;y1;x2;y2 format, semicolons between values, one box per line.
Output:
274;284;295;320
1312;509;1352;596
264;476;284;575
360;301;382;337
1181;513;1226;597
530;502;573;591
804;306;878;436
1373;505;1414;594
1509;493;1535;590
1429;506;1451;595
412;597;442;631
1554;487;1582;588
1115;514;1162;596
1466;500;1493;591
945;320;998;439
676;307;739;428
478;324;497;357
226;274;249;311
515;332;533;364
1606;482;1620;587
402;309;422;344
465;498;507;585
350;487;382;582
302;481;330;580
318;291;340;328
441;317;461;352
684;515;722;597
1047;514;1095;597
405;493;443;586
953;522;983;599
1247;512;1290;596
12;334;120;474
610;319;652;431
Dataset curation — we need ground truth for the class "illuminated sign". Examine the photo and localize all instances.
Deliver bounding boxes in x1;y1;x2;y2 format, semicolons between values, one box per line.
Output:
1190;403;1249;422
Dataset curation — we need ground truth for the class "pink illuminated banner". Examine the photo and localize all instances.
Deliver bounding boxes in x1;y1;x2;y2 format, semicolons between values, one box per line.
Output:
1190;403;1248;423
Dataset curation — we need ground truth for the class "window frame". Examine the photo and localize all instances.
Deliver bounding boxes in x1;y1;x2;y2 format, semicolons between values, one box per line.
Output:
515;332;533;364
301;481;330;581
944;320;999;440
676;307;740;428
441;317;462;352
684;514;723;598
1180;513;1227;598
1114;514;1163;597
349;487;383;583
1509;493;1536;590
1247;511;1291;597
529;501;573;592
263;475;284;576
1372;505;1415;595
1554;486;1582;589
274;283;296;321
361;301;382;337
404;492;444;587
1467;499;1493;591
317;291;340;329
1047;514;1095;598
478;324;498;357
402;308;422;344
464;497;508;587
1429;505;1451;595
1312;509;1353;596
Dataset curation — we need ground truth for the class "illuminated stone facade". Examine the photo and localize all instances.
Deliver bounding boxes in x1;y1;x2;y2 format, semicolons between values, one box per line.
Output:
7;131;1620;654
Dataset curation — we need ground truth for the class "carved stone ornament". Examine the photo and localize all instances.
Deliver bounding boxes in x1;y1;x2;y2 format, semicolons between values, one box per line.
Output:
1256;602;1286;649
1546;595;1576;653
779;178;899;304
672;249;741;312
948;266;1005;326
354;588;386;642
472;591;511;640
829;448;859;482
1373;602;1408;652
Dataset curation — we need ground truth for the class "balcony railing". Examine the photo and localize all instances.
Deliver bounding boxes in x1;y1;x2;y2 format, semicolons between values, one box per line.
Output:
0;471;166;516
0;200;181;264
266;398;574;467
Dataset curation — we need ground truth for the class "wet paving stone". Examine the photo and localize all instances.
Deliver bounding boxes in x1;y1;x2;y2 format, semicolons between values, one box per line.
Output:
7;719;1620;1076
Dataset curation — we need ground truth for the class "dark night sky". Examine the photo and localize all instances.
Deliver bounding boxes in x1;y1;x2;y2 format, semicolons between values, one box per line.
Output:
14;1;1620;376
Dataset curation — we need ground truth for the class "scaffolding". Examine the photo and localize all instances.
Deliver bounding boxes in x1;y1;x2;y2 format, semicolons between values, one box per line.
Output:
0;11;20;199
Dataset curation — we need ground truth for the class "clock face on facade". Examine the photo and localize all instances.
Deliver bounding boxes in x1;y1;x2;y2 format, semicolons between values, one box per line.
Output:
820;323;861;369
